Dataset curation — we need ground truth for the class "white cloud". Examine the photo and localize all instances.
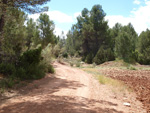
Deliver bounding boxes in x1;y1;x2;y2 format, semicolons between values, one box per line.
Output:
105;15;131;28
133;0;141;5
47;11;73;23
106;0;150;34
29;10;73;23
74;12;81;18
29;10;74;37
54;27;68;38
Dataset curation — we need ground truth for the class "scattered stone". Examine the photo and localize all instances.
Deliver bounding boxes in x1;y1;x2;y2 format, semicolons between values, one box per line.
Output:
123;102;131;107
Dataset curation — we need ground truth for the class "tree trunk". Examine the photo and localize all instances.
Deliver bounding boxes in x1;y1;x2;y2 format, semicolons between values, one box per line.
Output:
0;0;7;33
0;14;5;33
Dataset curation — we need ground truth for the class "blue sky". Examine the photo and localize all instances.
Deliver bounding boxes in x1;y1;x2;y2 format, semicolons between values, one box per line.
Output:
48;0;134;16
30;0;150;36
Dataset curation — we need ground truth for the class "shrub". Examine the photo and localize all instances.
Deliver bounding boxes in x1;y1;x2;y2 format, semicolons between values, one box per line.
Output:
93;47;114;65
15;67;26;79
92;62;96;67
81;56;86;62
138;52;150;65
85;53;94;64
70;62;74;67
137;29;150;65
47;64;55;73
129;66;136;70
41;44;52;64
0;77;16;88
16;47;46;80
0;63;16;76
62;53;68;58
5;77;15;88
53;44;61;58
19;47;42;67
76;62;80;67
0;46;55;88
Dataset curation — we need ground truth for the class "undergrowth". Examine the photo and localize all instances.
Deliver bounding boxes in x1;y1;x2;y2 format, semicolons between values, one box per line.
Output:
0;46;55;91
82;68;131;92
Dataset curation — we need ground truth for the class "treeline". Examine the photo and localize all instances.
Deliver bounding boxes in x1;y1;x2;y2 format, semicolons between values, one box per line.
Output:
0;0;58;88
65;5;150;65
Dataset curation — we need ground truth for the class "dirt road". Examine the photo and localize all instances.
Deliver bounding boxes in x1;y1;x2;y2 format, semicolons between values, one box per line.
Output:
0;62;146;113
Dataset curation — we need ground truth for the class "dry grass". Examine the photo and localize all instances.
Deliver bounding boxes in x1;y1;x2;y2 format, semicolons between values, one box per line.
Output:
82;68;131;93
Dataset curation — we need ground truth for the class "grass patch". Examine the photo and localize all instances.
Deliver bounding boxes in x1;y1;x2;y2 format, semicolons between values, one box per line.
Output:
127;66;137;70
75;62;81;67
0;77;20;94
82;68;131;92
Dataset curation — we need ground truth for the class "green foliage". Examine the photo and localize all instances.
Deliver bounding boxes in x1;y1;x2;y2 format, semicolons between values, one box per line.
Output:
0;77;19;89
19;47;42;67
70;62;74;67
53;44;61;58
1;8;27;63
62;53;68;58
26;18;37;49
137;29;150;65
47;64;55;73
93;47;114;65
0;63;16;76
85;53;94;64
0;0;56;90
4;78;15;88
0;47;53;81
17;47;47;80
65;4;113;65
0;0;49;33
127;66;137;70
114;23;137;63
41;44;52;64
37;13;55;47
65;30;82;56
76;62;80;67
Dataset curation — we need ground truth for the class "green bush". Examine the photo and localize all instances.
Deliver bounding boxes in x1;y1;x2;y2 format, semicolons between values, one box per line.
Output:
47;64;55;73
138;52;150;65
14;67;26;79
41;44;52;64
85;53;94;64
93;47;114;65
27;64;45;80
0;46;55;89
16;47;46;80
0;77;16;88
5;78;15;88
62;53;68;58
81;56;86;62
70;62;74;67
0;63;16;76
76;62;80;67
19;47;42;67
137;29;150;65
129;66;136;70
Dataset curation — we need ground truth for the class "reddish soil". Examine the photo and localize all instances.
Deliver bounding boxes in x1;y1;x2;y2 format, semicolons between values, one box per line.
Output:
99;67;150;113
0;62;146;113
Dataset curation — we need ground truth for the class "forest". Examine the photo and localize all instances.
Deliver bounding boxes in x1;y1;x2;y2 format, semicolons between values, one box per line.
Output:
0;1;150;112
0;1;150;88
65;5;150;65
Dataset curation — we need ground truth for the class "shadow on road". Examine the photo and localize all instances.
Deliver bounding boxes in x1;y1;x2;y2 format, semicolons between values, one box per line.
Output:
0;63;123;113
0;95;123;113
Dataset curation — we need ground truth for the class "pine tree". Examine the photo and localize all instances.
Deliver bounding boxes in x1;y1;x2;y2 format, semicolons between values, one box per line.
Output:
138;29;150;64
37;13;55;48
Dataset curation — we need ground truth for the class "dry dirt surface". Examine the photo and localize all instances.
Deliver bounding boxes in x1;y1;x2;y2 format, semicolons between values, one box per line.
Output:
99;68;150;113
0;62;146;113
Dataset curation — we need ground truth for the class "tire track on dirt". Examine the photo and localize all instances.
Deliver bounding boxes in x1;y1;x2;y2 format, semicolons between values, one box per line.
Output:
0;62;146;113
